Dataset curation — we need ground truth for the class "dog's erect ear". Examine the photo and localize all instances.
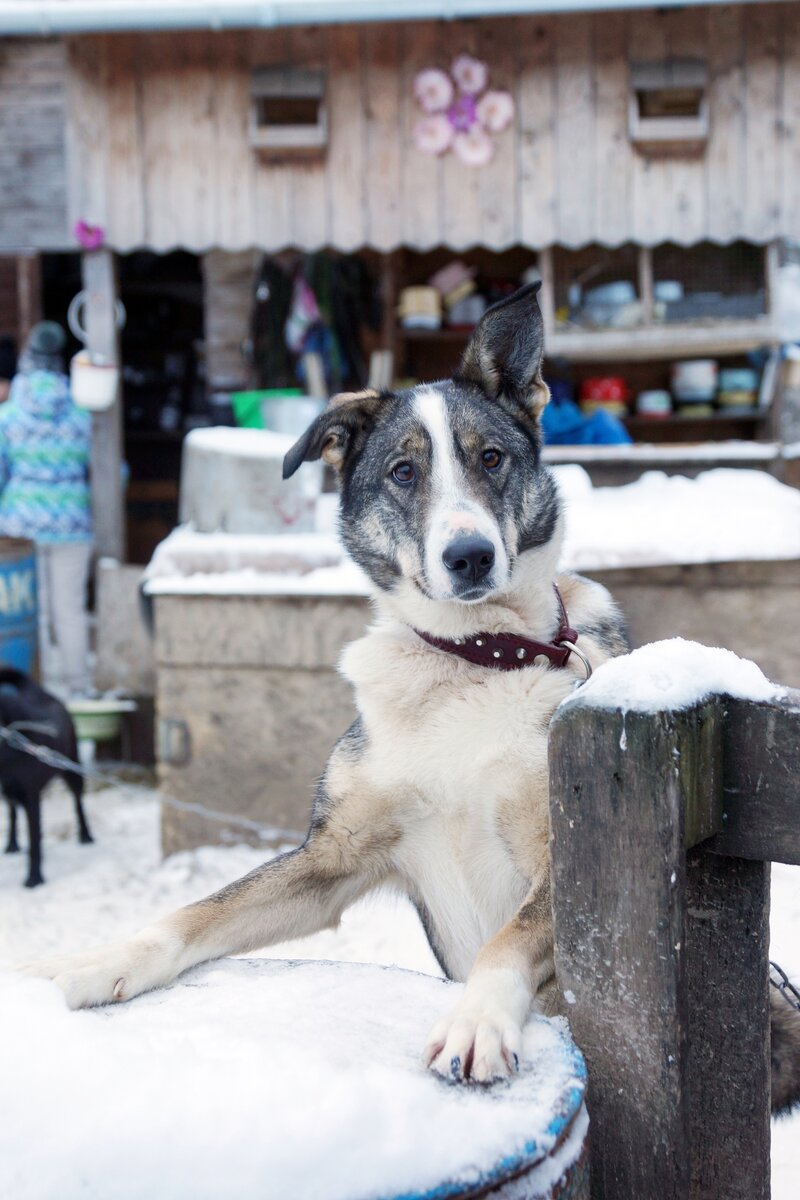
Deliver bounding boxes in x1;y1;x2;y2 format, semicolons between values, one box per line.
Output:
282;389;383;479
457;282;549;419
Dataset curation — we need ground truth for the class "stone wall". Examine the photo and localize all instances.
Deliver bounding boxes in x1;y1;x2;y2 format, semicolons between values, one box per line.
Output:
152;559;800;854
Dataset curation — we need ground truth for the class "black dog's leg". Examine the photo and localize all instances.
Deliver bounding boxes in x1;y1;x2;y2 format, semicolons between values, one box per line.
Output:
65;770;93;845
22;793;44;887
4;795;19;853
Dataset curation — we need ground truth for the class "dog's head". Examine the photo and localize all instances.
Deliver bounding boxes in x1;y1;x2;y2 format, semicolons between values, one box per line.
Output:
283;284;559;608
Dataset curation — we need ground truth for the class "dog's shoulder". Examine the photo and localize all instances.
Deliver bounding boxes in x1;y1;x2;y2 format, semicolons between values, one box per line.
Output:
556;571;630;659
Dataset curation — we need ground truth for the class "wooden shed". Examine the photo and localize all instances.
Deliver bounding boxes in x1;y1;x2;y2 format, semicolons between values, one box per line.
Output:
2;0;800;560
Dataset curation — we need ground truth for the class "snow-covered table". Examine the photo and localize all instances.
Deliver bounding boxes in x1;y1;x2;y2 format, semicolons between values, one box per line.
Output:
2;959;588;1200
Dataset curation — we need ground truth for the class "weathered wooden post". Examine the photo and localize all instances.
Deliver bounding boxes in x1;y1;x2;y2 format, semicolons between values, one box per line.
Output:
548;689;772;1200
81;248;126;562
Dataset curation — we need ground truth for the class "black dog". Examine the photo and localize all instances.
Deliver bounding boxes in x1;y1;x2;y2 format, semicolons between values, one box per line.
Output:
0;668;92;887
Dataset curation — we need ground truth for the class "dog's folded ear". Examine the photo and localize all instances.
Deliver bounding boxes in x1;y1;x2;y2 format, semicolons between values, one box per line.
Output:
283;389;383;479
457;283;549;420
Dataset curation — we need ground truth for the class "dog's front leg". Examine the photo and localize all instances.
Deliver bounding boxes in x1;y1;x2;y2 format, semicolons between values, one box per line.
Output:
21;771;398;1010
425;875;553;1083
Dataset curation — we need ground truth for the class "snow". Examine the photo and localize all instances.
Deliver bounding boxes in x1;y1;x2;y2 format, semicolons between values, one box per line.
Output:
184;425;296;458
142;468;800;600
145;562;370;597
544;441;781;463
143;526;370;597
0;788;585;1200
560;638;783;714
143;466;800;597
557;466;800;571
0;786;797;1197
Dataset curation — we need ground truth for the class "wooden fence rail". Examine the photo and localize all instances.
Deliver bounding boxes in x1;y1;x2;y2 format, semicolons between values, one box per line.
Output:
548;686;800;1200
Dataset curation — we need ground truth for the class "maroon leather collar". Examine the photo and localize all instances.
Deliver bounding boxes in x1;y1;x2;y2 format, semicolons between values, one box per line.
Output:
414;586;580;672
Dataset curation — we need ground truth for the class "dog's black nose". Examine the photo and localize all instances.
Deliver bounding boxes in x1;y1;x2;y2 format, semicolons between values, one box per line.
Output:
442;536;495;583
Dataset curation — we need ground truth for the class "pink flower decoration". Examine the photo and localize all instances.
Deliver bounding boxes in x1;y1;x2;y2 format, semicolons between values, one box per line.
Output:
413;114;454;157
448;94;478;133
453;126;495;168
451;54;489;96
413;68;454;114
476;89;515;134
74;220;105;250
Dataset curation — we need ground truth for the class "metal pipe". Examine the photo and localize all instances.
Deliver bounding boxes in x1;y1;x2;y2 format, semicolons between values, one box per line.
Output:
0;0;770;39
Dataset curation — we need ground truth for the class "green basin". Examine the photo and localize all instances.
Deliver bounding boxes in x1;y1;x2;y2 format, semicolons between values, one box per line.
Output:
66;699;137;743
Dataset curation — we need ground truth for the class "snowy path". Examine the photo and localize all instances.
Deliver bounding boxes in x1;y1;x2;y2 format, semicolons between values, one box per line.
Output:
0;784;797;1194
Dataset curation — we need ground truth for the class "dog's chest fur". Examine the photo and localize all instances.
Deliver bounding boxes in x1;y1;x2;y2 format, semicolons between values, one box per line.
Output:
340;626;578;979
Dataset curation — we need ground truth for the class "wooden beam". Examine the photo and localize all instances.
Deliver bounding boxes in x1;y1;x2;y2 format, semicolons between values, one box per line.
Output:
16;254;42;346
638;245;654;326
707;689;800;866
81;249;126;562
685;849;770;1200
548;697;770;1199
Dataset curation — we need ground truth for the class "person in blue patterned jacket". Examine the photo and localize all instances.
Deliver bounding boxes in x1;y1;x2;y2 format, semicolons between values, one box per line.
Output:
0;322;93;696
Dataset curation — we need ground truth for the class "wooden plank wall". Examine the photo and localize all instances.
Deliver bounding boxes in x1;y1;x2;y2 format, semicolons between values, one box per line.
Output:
65;4;800;252
0;38;68;251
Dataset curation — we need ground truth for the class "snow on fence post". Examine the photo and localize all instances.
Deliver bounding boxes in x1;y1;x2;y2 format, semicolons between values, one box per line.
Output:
548;675;780;1200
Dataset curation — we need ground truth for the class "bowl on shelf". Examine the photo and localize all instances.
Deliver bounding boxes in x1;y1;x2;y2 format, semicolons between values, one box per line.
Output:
636;389;672;418
579;376;630;416
671;359;718;404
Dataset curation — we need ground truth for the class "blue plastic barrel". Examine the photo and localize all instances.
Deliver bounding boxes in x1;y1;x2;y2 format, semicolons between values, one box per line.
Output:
0;537;39;676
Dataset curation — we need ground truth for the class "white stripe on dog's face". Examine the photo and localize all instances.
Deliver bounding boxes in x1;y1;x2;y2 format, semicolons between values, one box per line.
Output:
413;387;509;602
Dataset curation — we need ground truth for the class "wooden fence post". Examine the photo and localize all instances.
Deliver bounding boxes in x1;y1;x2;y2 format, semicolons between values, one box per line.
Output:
548;697;771;1199
81;248;126;562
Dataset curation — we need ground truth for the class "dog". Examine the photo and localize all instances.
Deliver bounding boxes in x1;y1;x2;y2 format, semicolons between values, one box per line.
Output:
19;286;800;1111
1;667;92;887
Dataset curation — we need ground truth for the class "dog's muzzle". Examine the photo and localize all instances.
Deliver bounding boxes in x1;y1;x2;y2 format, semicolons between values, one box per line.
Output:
441;535;496;593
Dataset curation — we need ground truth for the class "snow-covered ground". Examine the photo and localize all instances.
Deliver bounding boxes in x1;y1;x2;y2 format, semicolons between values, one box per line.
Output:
0;785;797;1195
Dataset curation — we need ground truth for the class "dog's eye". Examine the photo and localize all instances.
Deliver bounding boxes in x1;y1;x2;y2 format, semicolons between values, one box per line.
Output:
391;462;416;486
482;449;504;472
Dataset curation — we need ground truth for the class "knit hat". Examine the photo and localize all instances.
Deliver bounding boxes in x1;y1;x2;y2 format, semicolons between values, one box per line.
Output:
27;321;66;357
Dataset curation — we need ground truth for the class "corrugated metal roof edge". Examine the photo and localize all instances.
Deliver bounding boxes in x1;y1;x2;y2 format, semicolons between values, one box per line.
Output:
0;0;788;39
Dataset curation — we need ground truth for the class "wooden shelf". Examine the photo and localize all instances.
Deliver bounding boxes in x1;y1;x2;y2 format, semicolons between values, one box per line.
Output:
398;327;472;341
398;319;776;362
624;410;764;430
547;320;776;362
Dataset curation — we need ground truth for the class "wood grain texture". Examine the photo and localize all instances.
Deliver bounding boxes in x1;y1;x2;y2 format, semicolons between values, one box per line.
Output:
0;37;68;251
82;249;125;560
62;7;800;251
706;4;746;243
707;690;800;866
441;21;481;251
363;23;402;251
327;24;365;252
517;17;557;249
549;701;722;1200
685;849;770;1200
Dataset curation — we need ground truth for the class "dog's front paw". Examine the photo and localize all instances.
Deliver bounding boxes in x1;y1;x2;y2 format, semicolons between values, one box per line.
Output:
424;968;528;1084
18;932;182;1010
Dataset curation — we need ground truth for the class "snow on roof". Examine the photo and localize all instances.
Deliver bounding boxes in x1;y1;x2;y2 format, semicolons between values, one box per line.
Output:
560;637;783;714
2;959;586;1200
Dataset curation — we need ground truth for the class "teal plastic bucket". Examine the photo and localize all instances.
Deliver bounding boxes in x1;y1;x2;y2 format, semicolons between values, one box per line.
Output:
0;537;39;676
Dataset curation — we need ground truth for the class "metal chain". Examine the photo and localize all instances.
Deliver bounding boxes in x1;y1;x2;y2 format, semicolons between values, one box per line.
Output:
770;961;800;1013
0;723;303;843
